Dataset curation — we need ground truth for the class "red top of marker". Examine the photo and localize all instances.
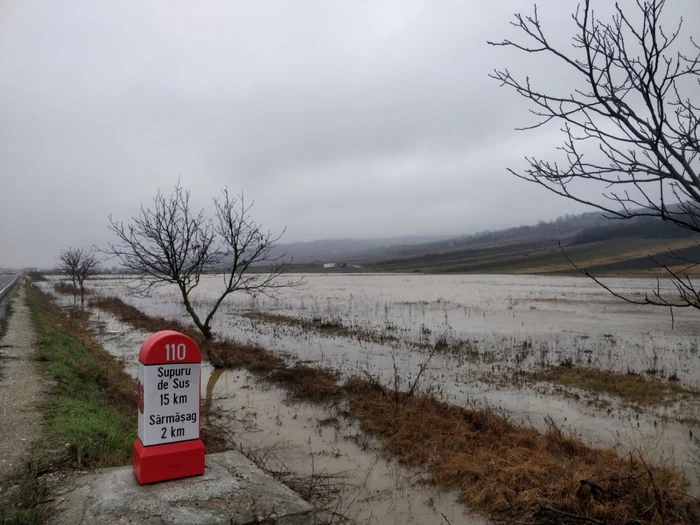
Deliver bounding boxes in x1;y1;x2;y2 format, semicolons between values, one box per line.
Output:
139;330;202;365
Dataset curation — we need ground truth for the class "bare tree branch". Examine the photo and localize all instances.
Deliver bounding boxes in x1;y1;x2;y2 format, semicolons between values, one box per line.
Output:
490;0;700;313
105;182;301;367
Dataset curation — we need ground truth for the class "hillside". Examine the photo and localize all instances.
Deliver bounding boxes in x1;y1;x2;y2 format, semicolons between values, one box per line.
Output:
281;212;700;275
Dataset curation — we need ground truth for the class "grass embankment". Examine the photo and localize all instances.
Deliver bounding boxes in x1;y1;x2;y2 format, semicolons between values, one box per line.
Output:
85;292;699;524
28;283;138;468
1;284;138;524
345;378;699;524
0;286;16;342
529;364;700;408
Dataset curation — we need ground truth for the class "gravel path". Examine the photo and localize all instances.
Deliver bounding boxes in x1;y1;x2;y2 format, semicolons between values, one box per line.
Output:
0;282;47;484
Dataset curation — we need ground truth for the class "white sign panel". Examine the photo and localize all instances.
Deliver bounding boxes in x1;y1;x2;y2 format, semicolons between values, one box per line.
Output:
138;363;200;446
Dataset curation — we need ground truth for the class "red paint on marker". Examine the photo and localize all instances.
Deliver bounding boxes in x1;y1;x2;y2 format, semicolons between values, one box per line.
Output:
133;330;205;485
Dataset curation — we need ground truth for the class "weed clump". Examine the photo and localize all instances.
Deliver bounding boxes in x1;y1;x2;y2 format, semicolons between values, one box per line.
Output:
309;316;344;330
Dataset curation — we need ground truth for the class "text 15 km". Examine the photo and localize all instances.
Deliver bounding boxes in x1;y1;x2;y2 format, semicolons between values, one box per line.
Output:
164;343;187;361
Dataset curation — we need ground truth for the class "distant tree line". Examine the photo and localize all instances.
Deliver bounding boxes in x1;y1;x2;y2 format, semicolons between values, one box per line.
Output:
571;217;696;246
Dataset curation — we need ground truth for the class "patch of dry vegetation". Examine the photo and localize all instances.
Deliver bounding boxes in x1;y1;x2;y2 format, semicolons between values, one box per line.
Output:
210;339;283;371
52;281;80;296
88;295;198;338
343;377;699;525
243;311;398;345
267;366;341;402
529;365;700;407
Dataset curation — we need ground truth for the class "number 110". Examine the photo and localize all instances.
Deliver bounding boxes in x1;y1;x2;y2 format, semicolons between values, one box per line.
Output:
164;343;187;361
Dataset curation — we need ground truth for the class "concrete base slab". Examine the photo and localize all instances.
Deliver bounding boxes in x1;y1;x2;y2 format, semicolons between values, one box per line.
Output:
47;451;315;525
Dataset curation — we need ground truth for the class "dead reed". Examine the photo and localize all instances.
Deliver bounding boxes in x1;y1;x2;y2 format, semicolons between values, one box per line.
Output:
210;339;284;371
528;364;700;407
243;311;398;345
53;281;80;295
267;365;342;402
343;377;699;525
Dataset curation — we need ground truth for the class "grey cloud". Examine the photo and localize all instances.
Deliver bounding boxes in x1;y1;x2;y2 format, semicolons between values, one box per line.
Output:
1;0;698;266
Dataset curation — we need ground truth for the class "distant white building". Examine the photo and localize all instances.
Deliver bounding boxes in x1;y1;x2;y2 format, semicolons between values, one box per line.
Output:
323;263;336;269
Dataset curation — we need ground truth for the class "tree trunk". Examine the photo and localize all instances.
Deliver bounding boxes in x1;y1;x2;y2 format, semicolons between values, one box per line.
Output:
203;368;223;416
71;278;78;308
202;333;225;368
80;287;85;310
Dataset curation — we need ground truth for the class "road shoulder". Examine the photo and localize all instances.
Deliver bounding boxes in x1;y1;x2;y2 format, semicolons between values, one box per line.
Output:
0;281;47;484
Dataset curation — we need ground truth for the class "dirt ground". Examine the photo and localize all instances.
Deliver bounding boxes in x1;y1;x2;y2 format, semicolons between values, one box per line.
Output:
0;283;47;486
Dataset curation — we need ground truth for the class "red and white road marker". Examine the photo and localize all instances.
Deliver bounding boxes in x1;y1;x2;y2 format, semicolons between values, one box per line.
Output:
133;330;205;484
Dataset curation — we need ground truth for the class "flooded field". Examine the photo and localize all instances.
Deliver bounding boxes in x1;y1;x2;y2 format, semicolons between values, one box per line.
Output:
42;273;700;519
84;300;485;525
90;273;700;377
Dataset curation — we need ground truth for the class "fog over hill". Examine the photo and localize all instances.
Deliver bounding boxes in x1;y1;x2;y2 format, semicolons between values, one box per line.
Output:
271;209;699;272
267;235;450;264
271;212;607;264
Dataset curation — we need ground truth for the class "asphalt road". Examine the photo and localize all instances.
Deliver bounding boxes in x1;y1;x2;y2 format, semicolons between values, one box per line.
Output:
0;275;18;304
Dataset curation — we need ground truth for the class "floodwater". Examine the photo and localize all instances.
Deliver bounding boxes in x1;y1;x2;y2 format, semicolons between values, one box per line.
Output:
78;300;487;524
44;273;700;501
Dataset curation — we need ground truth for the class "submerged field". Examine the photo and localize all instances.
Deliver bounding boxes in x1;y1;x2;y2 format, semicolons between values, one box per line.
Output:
42;273;700;523
89;274;700;419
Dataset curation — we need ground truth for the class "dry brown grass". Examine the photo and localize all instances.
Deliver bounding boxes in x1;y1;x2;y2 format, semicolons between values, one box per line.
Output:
267;366;342;402
529;365;700;407
243;311;398;345
53;281;80;295
210;339;284;371
343;377;699;525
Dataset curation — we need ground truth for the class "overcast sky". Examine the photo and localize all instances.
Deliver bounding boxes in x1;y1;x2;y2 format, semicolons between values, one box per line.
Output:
1;1;698;267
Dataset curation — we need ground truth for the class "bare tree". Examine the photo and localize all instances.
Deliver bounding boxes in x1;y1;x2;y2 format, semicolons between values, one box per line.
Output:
106;183;299;367
57;247;101;309
489;0;700;312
